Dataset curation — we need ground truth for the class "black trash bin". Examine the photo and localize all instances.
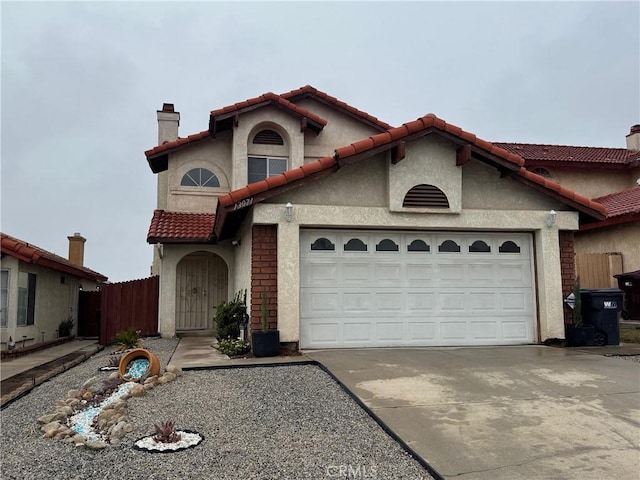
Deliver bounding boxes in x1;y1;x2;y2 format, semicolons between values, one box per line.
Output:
580;289;624;346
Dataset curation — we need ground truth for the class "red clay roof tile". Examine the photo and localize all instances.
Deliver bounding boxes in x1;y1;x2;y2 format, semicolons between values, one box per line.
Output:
280;85;392;130
593;185;640;217
146;210;215;243
495;143;639;166
145;130;210;158
0;232;107;282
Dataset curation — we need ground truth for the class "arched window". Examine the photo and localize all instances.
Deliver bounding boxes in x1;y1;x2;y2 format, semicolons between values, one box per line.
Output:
407;240;430;252
499;241;521;253
311;238;335;251
403;184;449;208
469;240;491;253
531;167;552;178
376;239;399;252
181;168;220;187
438;240;460;253
344;238;367;252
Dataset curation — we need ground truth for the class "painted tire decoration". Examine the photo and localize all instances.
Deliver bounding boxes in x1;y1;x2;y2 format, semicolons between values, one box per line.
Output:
118;348;161;381
133;430;204;453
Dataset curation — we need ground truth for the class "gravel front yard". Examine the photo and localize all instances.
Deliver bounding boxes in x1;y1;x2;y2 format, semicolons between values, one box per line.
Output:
1;338;434;480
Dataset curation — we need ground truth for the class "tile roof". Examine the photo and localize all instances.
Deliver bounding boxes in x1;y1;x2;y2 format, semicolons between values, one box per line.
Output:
494;143;639;166
147;210;215;243
281;85;392;131
0;232;107;282
213;113;607;239
145;130;210;159
209;92;327;134
593;185;640;217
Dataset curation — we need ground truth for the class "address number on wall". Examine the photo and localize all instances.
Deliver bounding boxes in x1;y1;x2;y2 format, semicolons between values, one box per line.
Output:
233;198;253;210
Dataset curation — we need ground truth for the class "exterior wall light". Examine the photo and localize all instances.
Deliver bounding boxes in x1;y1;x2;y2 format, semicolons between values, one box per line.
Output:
545;210;557;228
284;202;293;222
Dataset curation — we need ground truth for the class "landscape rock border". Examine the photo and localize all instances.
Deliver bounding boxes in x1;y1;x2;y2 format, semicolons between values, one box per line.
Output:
132;430;204;453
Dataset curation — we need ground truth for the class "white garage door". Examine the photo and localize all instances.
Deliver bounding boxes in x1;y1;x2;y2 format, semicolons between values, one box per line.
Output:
300;230;536;348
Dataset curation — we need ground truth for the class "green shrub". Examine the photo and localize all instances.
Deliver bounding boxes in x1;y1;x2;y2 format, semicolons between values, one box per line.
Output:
215;338;250;356
215;290;247;340
58;317;74;337
113;328;142;350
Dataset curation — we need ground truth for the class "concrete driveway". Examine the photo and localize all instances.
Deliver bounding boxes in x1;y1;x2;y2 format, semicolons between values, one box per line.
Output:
306;347;640;480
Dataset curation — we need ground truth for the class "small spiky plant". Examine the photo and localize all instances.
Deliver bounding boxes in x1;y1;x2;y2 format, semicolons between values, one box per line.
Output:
153;419;181;443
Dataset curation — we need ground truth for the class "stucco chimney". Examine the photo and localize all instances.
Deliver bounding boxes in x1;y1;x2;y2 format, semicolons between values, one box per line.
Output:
157;103;180;145
626;124;640;151
67;232;86;267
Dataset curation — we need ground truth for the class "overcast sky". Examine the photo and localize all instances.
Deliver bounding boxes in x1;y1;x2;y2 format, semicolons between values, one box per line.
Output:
1;1;638;282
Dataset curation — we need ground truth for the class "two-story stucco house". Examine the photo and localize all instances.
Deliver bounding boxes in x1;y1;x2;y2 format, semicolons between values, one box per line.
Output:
145;85;613;350
1;232;107;350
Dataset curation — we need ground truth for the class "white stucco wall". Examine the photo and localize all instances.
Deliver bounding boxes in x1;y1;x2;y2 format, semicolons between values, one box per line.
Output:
545;168;634;200
1;258;85;349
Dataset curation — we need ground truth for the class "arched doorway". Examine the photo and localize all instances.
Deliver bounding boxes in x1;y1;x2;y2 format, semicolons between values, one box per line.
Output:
175;252;228;332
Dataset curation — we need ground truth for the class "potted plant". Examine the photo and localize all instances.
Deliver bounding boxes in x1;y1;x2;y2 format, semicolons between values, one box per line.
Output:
565;277;595;347
251;288;280;357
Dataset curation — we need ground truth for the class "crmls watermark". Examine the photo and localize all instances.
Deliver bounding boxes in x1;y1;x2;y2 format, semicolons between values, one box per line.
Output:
325;464;378;478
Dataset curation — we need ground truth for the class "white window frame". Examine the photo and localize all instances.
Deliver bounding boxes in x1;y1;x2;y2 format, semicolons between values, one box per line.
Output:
17;271;36;326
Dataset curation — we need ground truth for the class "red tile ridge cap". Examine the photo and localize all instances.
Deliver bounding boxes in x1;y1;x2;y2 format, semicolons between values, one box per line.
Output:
218;156;337;208
210;91;327;126
334;113;525;167
281;85;392;130
145;130;210;158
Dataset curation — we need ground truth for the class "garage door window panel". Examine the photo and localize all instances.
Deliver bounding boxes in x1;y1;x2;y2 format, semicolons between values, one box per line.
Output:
438;240;461;253
469;240;491;253
344;238;368;252
376;239;399;252
499;241;521;254
311;237;336;251
408;240;431;252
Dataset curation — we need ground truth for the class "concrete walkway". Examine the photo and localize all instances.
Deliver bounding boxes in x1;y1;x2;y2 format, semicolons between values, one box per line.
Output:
1;339;101;382
168;336;310;369
306;346;640;480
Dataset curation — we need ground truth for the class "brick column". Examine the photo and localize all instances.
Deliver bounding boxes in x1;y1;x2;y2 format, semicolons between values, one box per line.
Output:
559;231;576;325
250;225;278;332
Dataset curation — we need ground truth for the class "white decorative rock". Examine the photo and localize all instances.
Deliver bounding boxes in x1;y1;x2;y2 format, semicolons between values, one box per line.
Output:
85;440;108;450
38;413;57;425
108;371;120;380
158;372;177;384
165;364;183;376
67;389;82;399
129;384;146;397
82;376;98;390
42;421;61;433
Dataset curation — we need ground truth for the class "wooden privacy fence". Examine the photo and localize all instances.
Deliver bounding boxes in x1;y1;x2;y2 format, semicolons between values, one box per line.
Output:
576;252;623;289
100;276;159;345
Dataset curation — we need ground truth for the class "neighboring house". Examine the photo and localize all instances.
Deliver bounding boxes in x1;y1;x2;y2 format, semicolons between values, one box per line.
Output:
497;129;640;287
145;85;614;349
0;232;107;350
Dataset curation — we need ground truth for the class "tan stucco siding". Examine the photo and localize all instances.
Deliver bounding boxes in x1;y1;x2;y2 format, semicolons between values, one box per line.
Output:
1;259;83;349
270;155;388;207
233;210;253;315
546;168;633;199
166;132;233;213
295;98;385;161
575;223;640;273
389;136;462;213
463;161;566;211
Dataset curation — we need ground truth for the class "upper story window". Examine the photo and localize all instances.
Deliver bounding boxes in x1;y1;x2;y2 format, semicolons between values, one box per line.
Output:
181;168;220;187
248;156;287;184
530;167;552;179
253;129;284;145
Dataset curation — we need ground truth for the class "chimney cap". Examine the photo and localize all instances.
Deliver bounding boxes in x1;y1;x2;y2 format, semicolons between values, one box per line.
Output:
629;124;640;135
161;103;175;113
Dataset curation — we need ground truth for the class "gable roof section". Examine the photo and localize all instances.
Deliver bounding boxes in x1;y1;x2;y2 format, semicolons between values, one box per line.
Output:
281;85;392;132
209;92;327;136
495;143;640;168
213;114;608;240
147;210;215;243
1;233;107;282
580;185;640;231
